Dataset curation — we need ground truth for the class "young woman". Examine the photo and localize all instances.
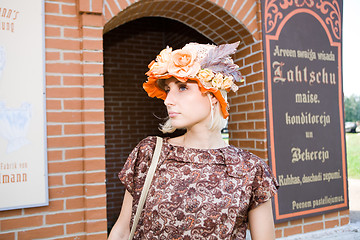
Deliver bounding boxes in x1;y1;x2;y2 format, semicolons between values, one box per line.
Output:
108;42;278;240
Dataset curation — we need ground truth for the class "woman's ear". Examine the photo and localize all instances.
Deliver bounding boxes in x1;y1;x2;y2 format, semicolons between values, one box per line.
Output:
210;93;218;106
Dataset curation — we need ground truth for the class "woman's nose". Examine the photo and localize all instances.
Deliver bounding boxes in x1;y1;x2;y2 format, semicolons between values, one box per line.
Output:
164;90;174;106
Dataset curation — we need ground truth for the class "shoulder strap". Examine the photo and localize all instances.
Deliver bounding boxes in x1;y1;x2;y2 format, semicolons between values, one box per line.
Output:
128;136;163;240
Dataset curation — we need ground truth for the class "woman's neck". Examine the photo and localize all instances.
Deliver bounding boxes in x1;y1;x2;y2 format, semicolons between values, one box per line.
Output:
177;129;227;149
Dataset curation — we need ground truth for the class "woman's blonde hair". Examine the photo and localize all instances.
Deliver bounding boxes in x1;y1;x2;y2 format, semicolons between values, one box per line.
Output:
159;92;227;133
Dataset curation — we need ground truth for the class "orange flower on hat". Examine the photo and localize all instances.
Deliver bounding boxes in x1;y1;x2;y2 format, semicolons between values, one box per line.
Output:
211;73;224;89
147;47;172;76
221;75;234;90
168;47;200;79
198;68;215;82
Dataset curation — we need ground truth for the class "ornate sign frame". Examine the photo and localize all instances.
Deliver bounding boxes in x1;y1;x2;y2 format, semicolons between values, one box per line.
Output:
261;0;348;222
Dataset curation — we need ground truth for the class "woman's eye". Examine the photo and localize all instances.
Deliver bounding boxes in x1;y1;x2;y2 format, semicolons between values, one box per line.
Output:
179;85;187;91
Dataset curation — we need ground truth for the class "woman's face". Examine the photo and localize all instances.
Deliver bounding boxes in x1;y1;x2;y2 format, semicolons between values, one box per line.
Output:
164;78;212;130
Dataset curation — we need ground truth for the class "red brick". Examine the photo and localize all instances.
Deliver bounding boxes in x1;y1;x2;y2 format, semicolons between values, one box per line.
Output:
81;14;103;27
239;140;254;148
83;63;103;74
84;100;104;110
46;63;82;74
83;111;105;121
64;28;81;38
85;172;105;183
45;26;61;38
49;160;83;174
46;211;84;224
47;150;62;161
248;131;266;139
47;136;83;148
48;175;64;187
85;208;106;220
63;76;82;85
247;111;265;120
325;211;338;219
85;196;106;209
255;121;266;129
283;226;302;237
45;2;60;13
46;51;61;61
0;209;22;218
275;229;283;238
66;222;85;234
49;186;84;199
304;215;323;223
83;88;104;98
340;209;350;216
304;222;323;233
84;135;104;146
247;91;264;102
275;221;289;228
85;184;106;196
64;100;82;110
65;173;83;185
85;233;108;240
46;75;61;86
83;39;103;50
83;51;103;61
82;28;103;38
47;87;82;98
85;220;107;232
47;99;62;110
46;39;81;50
18;226;64;239
45;15;79;26
341;216;349;226
65;148;83;159
66;197;85;210
64;52;81;61
79;0;90;12
24;200;64;215
47;125;62;136
84;159;105;171
1;216;43;231
325;219;339;228
47;112;82;123
0;232;15;240
61;4;77;15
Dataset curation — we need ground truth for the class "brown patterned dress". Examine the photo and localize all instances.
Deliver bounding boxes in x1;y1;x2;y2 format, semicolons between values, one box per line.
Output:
119;136;278;239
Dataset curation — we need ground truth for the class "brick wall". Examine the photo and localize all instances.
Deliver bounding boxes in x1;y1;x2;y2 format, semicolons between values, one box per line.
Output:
0;0;107;239
0;0;349;239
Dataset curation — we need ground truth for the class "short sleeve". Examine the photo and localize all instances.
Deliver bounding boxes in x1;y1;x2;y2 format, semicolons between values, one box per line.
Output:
118;136;156;197
249;157;279;210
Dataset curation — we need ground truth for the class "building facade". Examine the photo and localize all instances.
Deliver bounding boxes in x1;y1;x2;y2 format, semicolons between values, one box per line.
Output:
0;0;349;239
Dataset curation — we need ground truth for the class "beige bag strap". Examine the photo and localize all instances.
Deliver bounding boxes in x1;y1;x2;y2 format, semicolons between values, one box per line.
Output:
128;136;163;240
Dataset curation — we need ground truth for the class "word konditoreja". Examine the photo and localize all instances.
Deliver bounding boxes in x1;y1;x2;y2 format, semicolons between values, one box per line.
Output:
291;147;329;163
272;61;336;85
285;112;330;127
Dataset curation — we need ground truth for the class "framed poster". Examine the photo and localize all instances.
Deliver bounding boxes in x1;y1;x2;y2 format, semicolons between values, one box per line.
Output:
261;0;348;222
0;0;48;210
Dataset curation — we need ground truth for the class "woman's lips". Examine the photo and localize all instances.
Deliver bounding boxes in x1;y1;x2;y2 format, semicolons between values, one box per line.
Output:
168;111;179;118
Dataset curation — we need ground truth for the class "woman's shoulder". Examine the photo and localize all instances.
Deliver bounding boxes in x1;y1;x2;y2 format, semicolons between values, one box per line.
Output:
224;145;272;177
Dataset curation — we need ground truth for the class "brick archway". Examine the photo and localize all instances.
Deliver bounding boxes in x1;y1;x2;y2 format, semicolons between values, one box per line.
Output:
102;0;261;42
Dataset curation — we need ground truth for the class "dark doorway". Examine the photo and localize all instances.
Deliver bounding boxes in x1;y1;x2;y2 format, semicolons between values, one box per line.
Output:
103;17;212;231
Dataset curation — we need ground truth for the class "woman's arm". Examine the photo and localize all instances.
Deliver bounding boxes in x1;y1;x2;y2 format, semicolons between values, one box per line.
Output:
108;190;133;240
248;200;276;240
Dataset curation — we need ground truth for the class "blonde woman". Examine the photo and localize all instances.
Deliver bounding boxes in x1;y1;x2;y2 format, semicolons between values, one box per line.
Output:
108;42;278;240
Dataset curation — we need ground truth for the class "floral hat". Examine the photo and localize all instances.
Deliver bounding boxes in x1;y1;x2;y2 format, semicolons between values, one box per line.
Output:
143;42;244;119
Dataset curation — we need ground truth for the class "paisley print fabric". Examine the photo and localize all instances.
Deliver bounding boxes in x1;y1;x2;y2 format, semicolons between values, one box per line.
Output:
119;136;278;239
